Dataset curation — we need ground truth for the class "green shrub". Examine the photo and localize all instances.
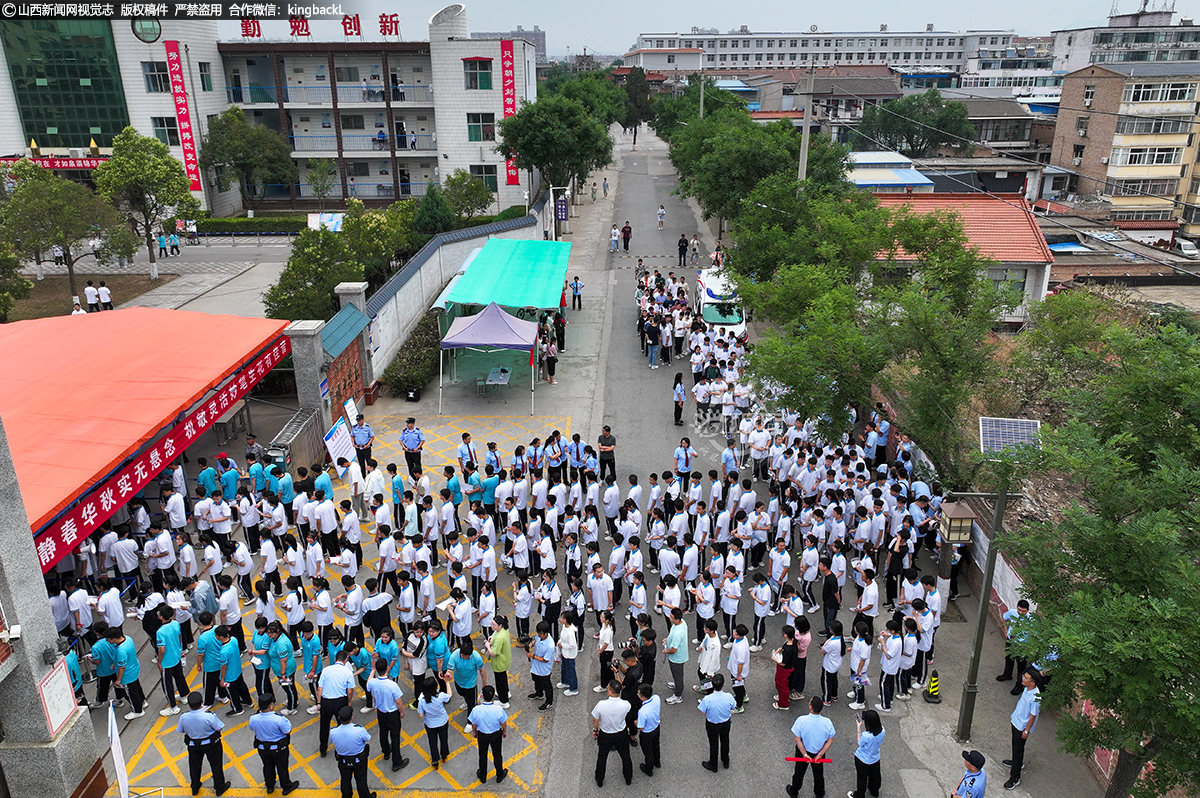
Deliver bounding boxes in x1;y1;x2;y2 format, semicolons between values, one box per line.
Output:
381;310;442;394
493;205;528;222
198;216;307;234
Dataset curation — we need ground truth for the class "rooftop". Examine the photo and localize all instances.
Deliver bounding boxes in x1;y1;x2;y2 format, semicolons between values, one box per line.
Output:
874;193;1053;264
961;97;1036;119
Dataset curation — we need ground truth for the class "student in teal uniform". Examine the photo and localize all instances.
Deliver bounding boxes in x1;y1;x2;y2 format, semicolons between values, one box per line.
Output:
250;616;275;702
266;620;299;714
300;621;324;713
110;626;146;720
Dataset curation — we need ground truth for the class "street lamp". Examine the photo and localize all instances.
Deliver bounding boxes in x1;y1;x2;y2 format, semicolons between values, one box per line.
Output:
955;416;1041;743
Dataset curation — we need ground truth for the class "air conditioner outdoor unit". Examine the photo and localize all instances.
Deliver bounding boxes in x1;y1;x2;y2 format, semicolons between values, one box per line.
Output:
1083;98;1092;107
1100;156;1109;163
1078;129;1088;137
1072;157;1082;166
69;148;85;158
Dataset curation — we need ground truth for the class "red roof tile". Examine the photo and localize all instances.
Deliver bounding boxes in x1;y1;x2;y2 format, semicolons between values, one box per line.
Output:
750;110;805;119
1112;218;1179;230
874;193;1053;264
1032;198;1072;215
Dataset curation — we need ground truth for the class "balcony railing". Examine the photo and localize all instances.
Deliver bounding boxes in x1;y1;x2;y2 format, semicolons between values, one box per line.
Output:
256;182;436;200
225;85;277;104
228;84;434;105
290;133;435;152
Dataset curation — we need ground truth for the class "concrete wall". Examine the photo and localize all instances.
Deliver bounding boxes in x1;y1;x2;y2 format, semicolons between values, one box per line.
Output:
365;195;550;379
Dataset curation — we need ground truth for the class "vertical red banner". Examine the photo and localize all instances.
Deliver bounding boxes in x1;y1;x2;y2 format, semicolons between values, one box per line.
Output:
501;39;519;185
164;40;203;192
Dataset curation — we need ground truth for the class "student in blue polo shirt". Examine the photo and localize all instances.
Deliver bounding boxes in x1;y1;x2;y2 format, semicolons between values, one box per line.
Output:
109;626;146;720
156;605;189;716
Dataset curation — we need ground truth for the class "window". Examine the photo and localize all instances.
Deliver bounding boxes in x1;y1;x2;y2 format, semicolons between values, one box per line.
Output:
655;40;663;48
684;40;692;48
470;164;498;192
131;18;161;43
141;61;169;93
1073;144;1086;159
151;116;179;146
342;115;364;129
198;62;213;92
742;53;750;62
1112;208;1174;220
755;53;763;61
788;53;797;60
666;54;675;63
719;39;727;48
706;54;716;63
1083;84;1095;103
730;40;738;48
463;60;492;90
1123;82;1198;102
467;112;496;141
334;66;359;83
348;162;369;176
790;39;798;47
1110;146;1183;165
668;39;676;47
988;268;1027;296
1109;178;1177;195
1077;116;1090;136
1190;177;1200;194
1115;115;1190;134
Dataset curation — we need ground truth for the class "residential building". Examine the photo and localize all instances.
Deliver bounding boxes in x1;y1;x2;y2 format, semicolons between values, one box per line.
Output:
0;18;240;214
734;67;902;142
913;157;1044;202
960;36;1059;93
1037;214;1188;284
1050;63;1200;237
847;152;934;193
960;97;1052;162
874;193;1053;323
631;25;1012;73
1052;7;1200;73
472;26;546;63
216;4;539;210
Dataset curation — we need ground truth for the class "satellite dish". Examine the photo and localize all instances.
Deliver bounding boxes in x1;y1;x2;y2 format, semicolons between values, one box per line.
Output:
810;25;819;33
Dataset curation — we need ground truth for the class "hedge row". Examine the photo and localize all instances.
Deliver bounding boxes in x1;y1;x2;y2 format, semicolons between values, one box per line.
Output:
380;310;442;394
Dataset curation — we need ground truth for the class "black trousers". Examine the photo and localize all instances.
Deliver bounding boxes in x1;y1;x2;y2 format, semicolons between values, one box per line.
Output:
598;459;615;482
202;670;229;706
124;679;145;712
336;747;372;798
572;294;582;310
355;447;371;473
254;667;274;701
404;451;422;477
227;675;252;713
255;742;295;791
596;730;633;785
852;755;881;798
477;729;504;777
161;663;189;707
1010;724;1028;780
320;696;349;753
641;726;661;769
186;739;227;793
377;709;402;759
1000;641;1028;680
791;746;825;795
705;719;730;767
494;670;510;703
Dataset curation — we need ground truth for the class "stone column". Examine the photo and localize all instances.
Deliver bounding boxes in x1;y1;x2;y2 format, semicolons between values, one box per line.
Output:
335;281;373;387
0;417;106;798
285;320;331;431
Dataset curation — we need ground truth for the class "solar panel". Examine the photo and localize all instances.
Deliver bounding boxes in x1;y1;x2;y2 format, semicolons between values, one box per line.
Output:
979;417;1041;457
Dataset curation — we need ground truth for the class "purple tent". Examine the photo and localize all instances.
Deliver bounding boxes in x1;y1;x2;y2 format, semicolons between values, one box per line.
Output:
438;302;539;415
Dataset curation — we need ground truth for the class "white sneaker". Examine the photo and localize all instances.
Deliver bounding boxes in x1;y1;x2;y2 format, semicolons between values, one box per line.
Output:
593;685;606;693
874;703;891;713
124;711;145;720
501;702;510;708
307;705;320;715
458;702;469;711
723;642;733;649
564;690;578;696
159;706;181;717
665;695;683;704
807;606;819;614
463;724;473;735
556;683;568;689
666;682;676;689
360;706;372;714
847;691;857;699
219;697;230;705
847;702;866;710
692;639;700;644
767;610;777;617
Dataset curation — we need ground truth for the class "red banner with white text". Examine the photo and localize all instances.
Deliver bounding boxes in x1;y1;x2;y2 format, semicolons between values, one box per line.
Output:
164;40;203;191
34;337;292;573
501;40;519;185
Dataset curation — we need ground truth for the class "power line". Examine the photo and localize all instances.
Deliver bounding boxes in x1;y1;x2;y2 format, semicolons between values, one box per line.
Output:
825;81;1200;211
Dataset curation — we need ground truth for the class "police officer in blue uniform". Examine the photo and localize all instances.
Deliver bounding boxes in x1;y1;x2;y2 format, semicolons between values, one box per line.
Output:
400;418;425;477
247;697;300;795
176;691;230;796
329;705;376;798
350;415;374;473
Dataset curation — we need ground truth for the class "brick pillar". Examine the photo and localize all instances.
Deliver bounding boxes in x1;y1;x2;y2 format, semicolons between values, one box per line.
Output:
335;281;373;387
285;320;331;431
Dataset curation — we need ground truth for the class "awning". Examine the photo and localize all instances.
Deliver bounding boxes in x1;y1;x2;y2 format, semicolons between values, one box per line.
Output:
0;307;288;531
440;238;571;310
441;302;538;350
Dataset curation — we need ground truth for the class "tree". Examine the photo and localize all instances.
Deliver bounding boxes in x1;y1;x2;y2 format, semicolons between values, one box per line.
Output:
853;90;976;158
440;169;494;221
339;198;420;288
557;72;627;127
0;244;32;319
306;158;336;211
651;74;747;141
93;126;198;272
1006;418;1200;798
263;227;362;321
413;184;456;235
537;62;574;96
622;67;655;145
200;108;297;208
497;94;613;189
0;159;137;298
686;120;802;221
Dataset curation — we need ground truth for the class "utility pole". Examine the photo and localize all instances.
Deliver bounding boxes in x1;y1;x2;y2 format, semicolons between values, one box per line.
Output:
698;66;705;119
797;63;816;184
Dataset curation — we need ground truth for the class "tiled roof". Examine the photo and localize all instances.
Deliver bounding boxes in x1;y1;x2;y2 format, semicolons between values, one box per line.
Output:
1111;218;1179;230
320;304;370;358
750;110;805;119
874;193;1053;264
1032;199;1072;215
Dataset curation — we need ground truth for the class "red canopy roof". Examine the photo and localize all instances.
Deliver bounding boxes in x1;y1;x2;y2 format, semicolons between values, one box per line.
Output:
0;308;287;531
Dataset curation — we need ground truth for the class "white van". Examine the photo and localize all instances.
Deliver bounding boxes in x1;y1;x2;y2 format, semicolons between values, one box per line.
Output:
695;269;747;342
1172;238;1199;259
